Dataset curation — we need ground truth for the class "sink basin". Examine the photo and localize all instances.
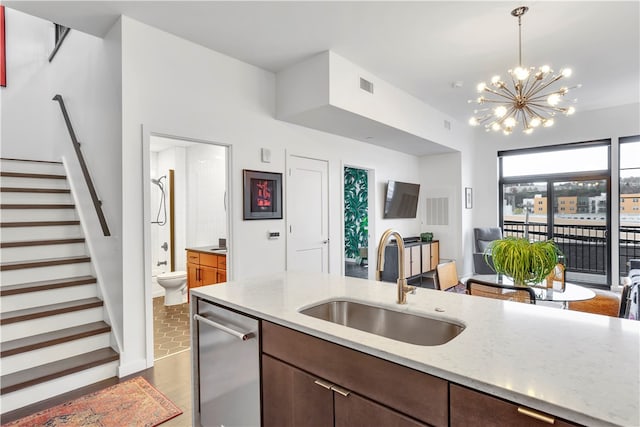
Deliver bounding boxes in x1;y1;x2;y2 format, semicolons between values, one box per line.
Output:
299;300;464;346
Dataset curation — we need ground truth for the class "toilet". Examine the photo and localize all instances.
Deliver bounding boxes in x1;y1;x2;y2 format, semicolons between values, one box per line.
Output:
156;271;187;306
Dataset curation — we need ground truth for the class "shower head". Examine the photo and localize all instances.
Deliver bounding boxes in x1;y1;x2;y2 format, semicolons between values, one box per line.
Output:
151;175;166;187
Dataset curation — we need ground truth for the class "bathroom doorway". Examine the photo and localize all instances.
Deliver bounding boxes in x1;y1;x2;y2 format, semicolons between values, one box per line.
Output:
147;135;229;360
343;166;374;280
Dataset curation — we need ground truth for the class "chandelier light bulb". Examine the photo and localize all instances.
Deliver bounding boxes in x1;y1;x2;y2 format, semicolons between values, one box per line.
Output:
547;93;561;106
504;117;517;127
494;106;508;117
467;6;579;135
513;66;530;81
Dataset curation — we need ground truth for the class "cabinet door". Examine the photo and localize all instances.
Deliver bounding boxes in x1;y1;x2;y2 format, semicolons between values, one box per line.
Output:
450;384;580;427
430;241;440;271
421;244;431;274
262;355;333;427
187;262;200;288
217;269;227;283
200;265;218;286
334;389;428;427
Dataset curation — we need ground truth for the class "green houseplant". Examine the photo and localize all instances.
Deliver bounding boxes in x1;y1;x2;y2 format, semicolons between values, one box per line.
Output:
484;237;561;286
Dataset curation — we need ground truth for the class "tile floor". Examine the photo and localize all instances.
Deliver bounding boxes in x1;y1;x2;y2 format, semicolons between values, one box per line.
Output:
153;296;191;360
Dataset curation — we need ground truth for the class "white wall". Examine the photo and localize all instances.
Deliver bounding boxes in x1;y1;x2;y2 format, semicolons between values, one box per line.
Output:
1;9;124;349
120;17;428;373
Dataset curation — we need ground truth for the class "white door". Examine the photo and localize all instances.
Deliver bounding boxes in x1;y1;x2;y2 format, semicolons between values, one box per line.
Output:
287;155;329;273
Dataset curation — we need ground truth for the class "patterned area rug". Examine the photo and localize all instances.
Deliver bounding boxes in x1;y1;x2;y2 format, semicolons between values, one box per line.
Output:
2;377;182;427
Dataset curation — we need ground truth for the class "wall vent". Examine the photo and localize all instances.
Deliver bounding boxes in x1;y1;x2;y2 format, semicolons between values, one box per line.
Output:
425;197;449;226
360;77;374;94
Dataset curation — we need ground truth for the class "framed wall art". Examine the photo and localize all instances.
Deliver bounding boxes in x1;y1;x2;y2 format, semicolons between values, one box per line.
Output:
243;169;282;220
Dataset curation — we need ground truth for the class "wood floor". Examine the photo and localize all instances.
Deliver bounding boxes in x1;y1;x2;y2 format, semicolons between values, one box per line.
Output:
0;350;193;426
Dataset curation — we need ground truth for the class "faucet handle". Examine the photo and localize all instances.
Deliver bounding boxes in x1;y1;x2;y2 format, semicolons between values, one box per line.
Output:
408;285;416;295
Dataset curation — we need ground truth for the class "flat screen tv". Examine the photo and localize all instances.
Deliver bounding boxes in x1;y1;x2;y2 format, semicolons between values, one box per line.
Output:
383;180;420;219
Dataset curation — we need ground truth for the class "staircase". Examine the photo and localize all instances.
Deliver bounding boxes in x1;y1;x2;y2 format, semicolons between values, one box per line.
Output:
0;158;119;414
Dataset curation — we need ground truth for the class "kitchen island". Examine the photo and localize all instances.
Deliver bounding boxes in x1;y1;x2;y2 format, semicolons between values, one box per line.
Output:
191;271;639;427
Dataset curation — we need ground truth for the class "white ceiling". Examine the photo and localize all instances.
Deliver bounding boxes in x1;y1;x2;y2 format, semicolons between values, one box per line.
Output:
7;1;640;125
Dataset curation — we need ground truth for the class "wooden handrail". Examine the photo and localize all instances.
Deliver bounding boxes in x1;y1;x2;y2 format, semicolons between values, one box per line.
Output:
52;94;111;236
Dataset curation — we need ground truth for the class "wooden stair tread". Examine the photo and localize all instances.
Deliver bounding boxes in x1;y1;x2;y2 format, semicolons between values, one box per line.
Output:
1;238;85;248
0;172;66;180
1;347;119;394
1;220;80;228
1;255;90;271
0;275;97;296
0;204;75;209
0;297;103;325
0;158;62;164
1;188;70;193
1;321;111;357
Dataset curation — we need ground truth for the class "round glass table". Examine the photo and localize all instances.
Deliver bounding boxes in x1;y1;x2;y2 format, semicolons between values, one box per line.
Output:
469;274;596;307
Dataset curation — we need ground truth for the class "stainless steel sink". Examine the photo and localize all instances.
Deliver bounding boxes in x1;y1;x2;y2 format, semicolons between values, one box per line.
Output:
299;300;464;346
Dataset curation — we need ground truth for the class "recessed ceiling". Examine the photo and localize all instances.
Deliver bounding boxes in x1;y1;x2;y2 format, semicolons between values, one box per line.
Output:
7;1;640;126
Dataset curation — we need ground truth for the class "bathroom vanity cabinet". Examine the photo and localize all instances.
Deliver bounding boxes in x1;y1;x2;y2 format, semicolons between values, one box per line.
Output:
186;249;227;300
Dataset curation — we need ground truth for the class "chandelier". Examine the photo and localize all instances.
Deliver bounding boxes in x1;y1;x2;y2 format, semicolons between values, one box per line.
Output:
469;6;579;135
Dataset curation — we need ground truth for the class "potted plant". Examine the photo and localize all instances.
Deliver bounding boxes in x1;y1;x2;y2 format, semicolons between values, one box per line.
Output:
484;237;561;286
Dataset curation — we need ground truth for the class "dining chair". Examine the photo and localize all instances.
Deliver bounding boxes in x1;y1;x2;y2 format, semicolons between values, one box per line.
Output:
567;288;620;317
435;261;467;293
466;278;536;304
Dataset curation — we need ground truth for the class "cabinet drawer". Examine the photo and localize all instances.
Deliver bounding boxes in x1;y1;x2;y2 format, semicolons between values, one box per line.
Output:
200;253;219;268
187;251;200;264
262;321;448;427
450;384;582;427
217;255;226;270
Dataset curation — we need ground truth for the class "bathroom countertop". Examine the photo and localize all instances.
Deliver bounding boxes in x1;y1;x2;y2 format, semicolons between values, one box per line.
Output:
185;245;227;255
191;271;640;427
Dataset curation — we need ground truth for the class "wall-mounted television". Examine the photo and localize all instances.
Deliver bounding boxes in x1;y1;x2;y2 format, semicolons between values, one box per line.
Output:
383;180;420;219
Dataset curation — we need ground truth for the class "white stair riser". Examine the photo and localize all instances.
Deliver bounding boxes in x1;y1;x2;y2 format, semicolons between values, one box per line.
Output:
1;262;93;286
1;225;83;242
1;333;111;375
1;283;97;312
0;161;65;175
1;242;87;263
0;208;77;222
1;307;104;342
0;177;69;189
0;192;72;205
0;360;118;414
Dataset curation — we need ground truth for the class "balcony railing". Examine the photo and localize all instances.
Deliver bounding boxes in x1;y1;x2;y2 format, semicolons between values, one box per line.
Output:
503;220;640;276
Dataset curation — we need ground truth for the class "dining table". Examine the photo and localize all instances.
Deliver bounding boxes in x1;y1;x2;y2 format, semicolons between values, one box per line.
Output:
468;274;597;308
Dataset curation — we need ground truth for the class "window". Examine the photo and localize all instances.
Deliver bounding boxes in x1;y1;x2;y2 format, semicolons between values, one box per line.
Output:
619;136;640;275
499;141;611;287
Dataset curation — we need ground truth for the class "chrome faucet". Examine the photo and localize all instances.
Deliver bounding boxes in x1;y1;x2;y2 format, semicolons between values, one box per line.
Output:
375;229;415;304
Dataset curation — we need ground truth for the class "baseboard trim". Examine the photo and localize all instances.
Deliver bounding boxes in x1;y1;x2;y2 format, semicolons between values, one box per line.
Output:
117;358;149;378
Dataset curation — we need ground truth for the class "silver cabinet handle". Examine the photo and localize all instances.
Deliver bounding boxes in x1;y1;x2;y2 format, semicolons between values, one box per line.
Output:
194;314;254;341
313;379;332;390
330;385;350;397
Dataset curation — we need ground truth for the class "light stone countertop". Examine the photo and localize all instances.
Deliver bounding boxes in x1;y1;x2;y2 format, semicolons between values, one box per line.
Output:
185;245;227;255
191;271;640;427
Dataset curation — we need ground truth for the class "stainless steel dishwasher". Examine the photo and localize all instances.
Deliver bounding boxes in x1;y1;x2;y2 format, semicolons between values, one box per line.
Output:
192;297;260;427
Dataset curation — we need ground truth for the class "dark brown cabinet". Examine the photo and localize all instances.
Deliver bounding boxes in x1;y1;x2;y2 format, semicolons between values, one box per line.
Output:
262;354;426;427
261;321;447;427
450;384;582;427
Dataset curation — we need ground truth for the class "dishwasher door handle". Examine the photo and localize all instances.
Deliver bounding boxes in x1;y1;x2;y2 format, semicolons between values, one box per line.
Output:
194;314;255;341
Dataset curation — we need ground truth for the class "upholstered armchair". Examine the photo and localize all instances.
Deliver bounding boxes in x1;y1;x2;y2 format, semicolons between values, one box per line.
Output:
473;227;503;274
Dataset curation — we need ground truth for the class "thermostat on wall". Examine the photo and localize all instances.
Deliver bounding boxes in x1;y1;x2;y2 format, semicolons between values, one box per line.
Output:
268;231;280;239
